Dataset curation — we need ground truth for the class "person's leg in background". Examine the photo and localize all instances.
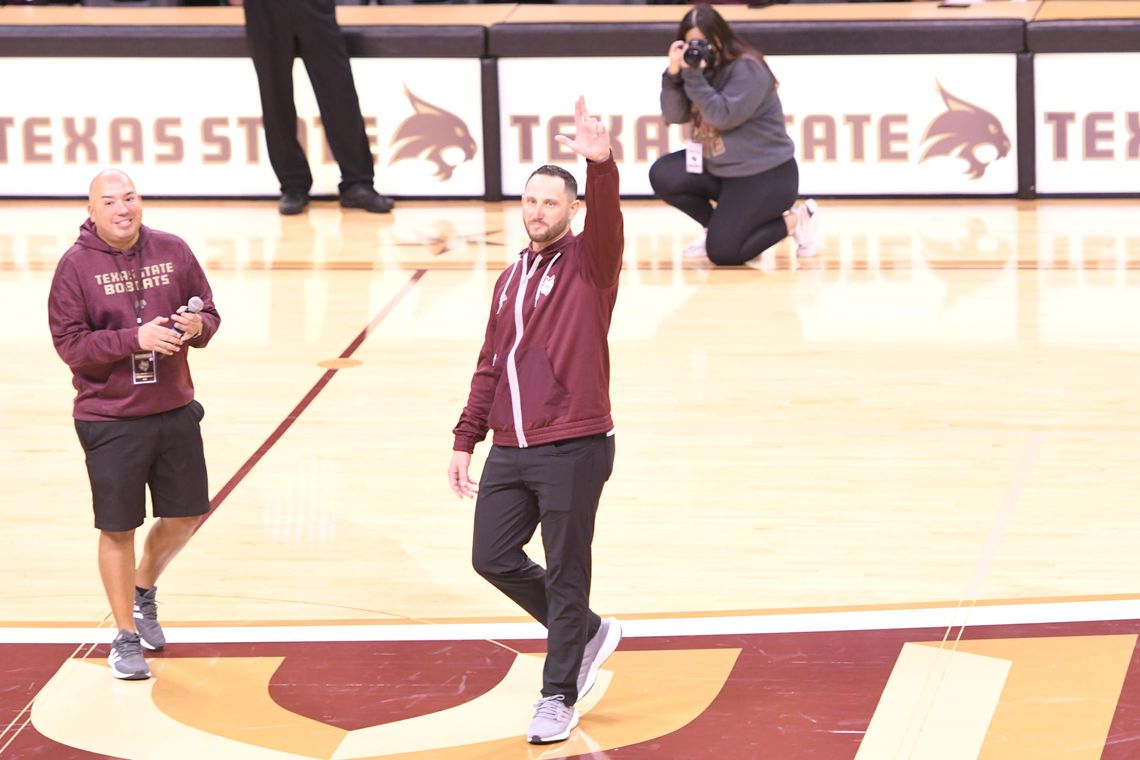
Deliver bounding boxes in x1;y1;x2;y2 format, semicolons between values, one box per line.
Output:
705;158;799;266
243;0;312;214
295;0;393;212
649;149;721;257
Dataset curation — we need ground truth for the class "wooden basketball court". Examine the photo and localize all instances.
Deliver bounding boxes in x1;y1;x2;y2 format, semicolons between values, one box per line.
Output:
3;194;1140;758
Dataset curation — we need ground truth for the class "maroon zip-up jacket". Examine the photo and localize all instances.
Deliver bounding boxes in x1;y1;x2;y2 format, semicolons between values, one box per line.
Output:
452;156;624;453
48;220;220;421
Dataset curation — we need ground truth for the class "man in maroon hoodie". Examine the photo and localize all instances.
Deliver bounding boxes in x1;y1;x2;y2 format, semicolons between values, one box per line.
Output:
448;97;624;745
48;169;221;681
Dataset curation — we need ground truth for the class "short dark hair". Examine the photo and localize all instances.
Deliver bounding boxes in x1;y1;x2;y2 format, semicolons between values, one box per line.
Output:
526;165;578;198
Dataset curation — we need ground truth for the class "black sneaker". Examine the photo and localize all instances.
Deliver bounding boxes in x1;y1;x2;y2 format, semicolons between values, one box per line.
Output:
339;185;394;214
134;586;166;651
108;631;150;680
278;190;309;215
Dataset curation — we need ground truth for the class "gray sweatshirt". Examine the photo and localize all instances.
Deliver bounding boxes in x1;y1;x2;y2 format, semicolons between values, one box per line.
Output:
661;55;795;178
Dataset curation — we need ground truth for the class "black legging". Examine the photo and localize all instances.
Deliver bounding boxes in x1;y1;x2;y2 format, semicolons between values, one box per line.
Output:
649;152;799;266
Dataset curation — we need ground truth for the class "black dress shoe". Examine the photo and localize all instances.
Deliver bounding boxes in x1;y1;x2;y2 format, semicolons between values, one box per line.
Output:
278;190;309;216
339;185;394;214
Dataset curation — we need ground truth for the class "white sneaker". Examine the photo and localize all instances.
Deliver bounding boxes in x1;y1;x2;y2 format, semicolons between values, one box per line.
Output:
527;695;578;744
791;199;821;258
682;229;708;258
577;617;621;700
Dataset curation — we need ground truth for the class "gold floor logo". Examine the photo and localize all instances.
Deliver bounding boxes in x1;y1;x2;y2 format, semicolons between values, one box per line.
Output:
920;83;1011;179
31;648;739;758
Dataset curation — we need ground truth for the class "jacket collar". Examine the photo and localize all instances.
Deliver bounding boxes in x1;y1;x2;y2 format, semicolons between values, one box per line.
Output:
521;229;576;259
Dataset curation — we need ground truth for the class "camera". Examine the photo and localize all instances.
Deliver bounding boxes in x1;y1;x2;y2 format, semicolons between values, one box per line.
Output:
683;39;715;70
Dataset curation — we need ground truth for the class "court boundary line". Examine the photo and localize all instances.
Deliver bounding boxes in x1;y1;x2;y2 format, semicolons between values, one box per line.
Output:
5;597;1140;645
9;590;1140;629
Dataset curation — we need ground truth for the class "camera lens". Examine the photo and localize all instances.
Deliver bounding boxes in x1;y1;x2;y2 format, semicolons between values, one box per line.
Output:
683;41;703;67
683;40;711;69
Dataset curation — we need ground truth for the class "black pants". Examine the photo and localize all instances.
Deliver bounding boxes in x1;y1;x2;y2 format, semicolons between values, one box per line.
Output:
242;0;375;194
649;152;799;266
472;434;615;705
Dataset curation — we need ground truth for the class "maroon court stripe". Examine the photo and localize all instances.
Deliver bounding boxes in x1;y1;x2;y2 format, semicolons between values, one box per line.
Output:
196;269;427;532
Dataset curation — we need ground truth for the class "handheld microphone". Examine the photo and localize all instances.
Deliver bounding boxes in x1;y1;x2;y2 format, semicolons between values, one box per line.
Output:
173;296;204;335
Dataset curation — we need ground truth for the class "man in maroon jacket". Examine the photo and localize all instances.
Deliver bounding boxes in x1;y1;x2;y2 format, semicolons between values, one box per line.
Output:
448;97;624;745
48;169;221;681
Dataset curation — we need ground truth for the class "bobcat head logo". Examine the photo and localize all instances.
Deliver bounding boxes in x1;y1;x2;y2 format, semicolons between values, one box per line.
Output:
389;86;477;181
920;83;1010;180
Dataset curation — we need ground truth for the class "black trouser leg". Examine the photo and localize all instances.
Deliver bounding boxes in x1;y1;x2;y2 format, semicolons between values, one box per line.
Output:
294;0;375;191
243;0;312;194
472;435;614;705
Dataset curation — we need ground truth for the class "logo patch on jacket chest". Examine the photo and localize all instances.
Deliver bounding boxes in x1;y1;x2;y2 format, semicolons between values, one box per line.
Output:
539;274;556;297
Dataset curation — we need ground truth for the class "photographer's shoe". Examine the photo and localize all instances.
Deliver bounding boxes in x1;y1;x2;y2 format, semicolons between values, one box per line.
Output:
682;229;708;258
791;199;821;257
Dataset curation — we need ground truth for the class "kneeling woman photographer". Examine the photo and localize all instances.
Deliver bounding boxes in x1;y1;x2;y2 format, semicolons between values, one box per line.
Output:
649;5;820;265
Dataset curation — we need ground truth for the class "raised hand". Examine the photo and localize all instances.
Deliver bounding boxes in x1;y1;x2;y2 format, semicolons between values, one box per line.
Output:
554;96;610;163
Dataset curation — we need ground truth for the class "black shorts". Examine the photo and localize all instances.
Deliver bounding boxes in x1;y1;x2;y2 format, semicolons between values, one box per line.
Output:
74;401;210;532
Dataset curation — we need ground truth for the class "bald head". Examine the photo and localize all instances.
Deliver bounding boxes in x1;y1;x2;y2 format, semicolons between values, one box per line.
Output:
87;169;142;250
89;168;131;199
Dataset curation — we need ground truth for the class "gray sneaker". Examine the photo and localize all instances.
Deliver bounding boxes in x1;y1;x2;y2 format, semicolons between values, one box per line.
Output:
108;631;151;680
577;616;622;699
527;695;578;745
134;586;166;651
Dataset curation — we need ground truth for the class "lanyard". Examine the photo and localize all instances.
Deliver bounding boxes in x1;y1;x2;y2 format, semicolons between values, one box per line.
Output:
110;247;146;326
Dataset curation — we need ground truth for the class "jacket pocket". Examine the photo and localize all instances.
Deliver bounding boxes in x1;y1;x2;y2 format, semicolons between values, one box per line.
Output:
488;385;512;431
515;346;570;428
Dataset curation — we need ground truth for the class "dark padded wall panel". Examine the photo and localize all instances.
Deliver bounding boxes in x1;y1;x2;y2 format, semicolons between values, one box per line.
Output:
1027;21;1140;53
737;20;1025;55
345;26;486;58
0;25;486;58
0;27;249;57
487;23;676;58
1016;52;1035;200
488;20;1026;58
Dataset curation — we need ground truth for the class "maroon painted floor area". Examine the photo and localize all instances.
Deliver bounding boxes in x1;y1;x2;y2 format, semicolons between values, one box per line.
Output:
1;643;114;759
4;618;1140;759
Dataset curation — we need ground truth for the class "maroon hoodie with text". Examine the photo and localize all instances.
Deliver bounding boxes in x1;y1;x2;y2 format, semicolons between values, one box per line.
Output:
48;220;221;421
452;155;624;452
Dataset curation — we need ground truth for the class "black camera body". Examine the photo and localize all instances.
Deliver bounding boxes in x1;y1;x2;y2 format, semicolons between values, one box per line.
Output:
683;39;715;70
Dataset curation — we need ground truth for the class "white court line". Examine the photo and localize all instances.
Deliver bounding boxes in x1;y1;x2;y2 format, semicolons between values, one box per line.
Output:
3;596;1140;646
